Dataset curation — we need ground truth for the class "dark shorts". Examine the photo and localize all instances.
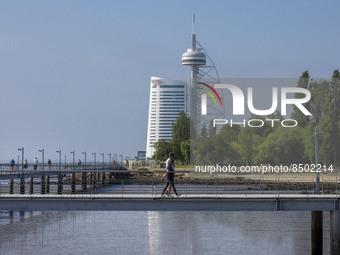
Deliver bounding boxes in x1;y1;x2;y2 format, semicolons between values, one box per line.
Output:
166;172;174;182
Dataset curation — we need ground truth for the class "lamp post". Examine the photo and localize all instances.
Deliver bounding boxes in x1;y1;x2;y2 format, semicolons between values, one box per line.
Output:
92;152;96;169
119;154;123;168
100;153;105;185
315;129;320;194
81;151;87;190
70;151;75;168
108;153;112;165
70;150;75;193
82;152;87;168
39;149;44;171
100;153;104;167
56;150;61;170
56;150;62;194
92;152;97;188
17;147;25;194
18;147;24;170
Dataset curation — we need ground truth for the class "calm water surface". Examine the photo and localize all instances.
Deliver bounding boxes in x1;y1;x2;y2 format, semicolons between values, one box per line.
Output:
0;210;331;255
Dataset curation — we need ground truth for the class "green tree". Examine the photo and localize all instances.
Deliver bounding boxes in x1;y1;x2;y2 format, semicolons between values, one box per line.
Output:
291;71;311;127
208;119;216;136
180;140;190;165
306;72;340;165
238;127;255;165
250;112;281;138
171;112;190;164
153;139;172;162
255;127;309;164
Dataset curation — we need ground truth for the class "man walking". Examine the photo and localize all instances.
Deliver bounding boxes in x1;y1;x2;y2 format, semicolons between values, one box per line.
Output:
161;152;180;197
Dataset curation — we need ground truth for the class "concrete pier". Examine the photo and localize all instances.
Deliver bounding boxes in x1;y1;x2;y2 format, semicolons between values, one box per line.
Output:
71;173;76;193
57;174;63;194
93;172;96;189
20;176;25;194
81;173;87;190
9;178;14;194
45;176;50;194
41;175;45;194
311;211;323;255
330;211;340;255
29;177;34;194
101;172;105;185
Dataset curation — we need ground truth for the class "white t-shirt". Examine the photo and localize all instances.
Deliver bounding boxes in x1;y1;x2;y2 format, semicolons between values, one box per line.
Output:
166;158;175;171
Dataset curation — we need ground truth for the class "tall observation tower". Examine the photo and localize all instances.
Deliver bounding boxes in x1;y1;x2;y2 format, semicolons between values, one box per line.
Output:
181;15;206;133
182;15;222;136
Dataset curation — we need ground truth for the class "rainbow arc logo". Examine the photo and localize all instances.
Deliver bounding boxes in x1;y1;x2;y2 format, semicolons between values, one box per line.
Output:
197;82;223;115
197;82;223;106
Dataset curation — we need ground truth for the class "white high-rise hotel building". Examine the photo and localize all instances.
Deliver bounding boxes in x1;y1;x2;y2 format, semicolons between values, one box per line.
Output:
145;77;187;158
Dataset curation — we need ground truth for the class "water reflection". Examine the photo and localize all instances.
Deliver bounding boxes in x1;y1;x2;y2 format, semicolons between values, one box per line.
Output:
0;211;331;255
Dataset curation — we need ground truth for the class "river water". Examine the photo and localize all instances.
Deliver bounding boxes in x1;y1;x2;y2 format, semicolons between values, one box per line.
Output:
0;182;332;255
0;210;331;255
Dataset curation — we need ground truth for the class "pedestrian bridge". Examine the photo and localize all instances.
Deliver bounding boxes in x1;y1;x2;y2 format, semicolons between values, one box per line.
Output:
0;193;339;212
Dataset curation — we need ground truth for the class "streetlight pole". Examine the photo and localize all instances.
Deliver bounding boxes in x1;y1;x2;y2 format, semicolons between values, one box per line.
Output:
56;150;62;194
39;149;44;171
70;150;75;193
18;147;24;170
92;152;96;169
82;152;87;168
56;150;61;170
17;147;25;194
70;151;75;168
82;151;87;190
100;153;105;185
100;153;104;167
92;152;96;189
119;154;123;168
315;129;320;194
39;149;45;194
108;153;112;165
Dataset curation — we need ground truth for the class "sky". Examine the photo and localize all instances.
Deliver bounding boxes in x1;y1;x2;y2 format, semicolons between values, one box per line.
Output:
0;0;339;163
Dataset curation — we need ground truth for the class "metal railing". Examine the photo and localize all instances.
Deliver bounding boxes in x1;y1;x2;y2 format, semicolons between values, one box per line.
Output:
0;169;339;198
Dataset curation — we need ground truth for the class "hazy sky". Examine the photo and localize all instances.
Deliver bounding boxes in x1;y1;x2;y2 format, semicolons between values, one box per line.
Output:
0;0;339;162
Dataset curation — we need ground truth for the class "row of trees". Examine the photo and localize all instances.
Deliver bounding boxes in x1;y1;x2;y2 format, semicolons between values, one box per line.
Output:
152;112;191;165
153;70;340;166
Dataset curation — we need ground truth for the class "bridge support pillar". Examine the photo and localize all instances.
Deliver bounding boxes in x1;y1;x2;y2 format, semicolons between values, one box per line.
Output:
81;172;87;190
93;172;96;189
330;211;340;255
41;175;45;194
29;177;34;194
20;175;25;194
71;173;76;193
45;176;50;194
9;178;14;194
102;172;106;185
311;211;323;255
90;172;93;188
57;174;63;194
